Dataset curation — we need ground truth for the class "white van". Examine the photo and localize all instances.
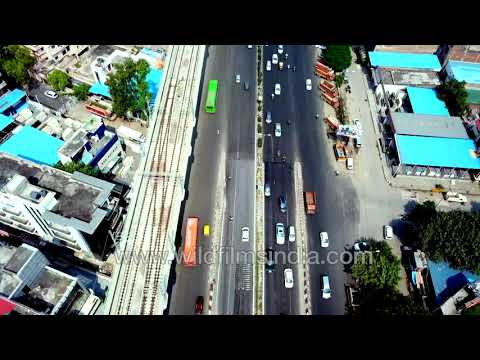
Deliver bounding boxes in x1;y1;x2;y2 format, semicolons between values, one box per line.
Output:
322;275;331;299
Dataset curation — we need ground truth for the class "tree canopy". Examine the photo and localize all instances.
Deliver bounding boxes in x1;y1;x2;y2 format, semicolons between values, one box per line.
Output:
0;45;36;87
47;70;70;91
324;45;352;73
55;161;99;177
406;201;480;275
358;287;428;316
106;58;152;120
437;79;469;117
72;83;91;101
351;238;401;290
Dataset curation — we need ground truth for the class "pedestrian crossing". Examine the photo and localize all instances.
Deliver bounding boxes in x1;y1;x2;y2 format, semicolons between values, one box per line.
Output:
236;264;253;291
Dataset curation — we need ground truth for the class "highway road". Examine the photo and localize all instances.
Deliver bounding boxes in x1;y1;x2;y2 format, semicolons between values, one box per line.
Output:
169;45;256;315
263;45;360;315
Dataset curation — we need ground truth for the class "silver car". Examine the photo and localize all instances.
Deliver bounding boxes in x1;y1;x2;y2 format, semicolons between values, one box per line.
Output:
276;223;285;245
241;227;249;242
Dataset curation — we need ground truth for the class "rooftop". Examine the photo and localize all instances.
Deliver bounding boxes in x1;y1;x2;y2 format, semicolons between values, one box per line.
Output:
467;88;480;105
374;45;439;54
396;134;480;169
448;45;480;63
0;152;114;226
376;68;441;87
4;245;33;274
448;60;480;85
406;87;450;116
58;128;89;158
369;51;441;71
428;259;480;305
0;89;27;114
391;112;468;139
0;114;13;132
0;126;64;166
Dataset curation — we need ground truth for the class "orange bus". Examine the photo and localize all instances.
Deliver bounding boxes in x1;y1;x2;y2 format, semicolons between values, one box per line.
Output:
183;217;199;267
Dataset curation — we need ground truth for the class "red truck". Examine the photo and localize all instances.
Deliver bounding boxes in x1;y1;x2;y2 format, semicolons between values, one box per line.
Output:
304;192;317;215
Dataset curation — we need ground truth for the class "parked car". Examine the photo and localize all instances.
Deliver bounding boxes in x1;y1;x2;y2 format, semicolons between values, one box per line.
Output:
346;157;353;170
194;296;204;314
274;83;281;95
266;60;272;71
353;241;368;252
289;226;295;242
235;74;240;83
275;123;282;137
279;194;287;213
320;232;329;248
284;268;294;288
276;223;285;245
266;111;272;124
272;54;279;65
266;247;275;273
241;227;250;242
354;119;362;134
306;78;312;91
321;275;331;299
265;182;271;197
384;225;393;239
44;90;58;99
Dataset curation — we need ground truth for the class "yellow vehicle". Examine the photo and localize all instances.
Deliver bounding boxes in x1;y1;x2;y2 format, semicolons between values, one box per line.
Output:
203;224;210;236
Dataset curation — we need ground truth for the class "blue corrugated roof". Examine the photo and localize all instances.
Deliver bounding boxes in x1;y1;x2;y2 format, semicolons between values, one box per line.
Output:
0;126;64;165
0;89;27;114
0;114;13;131
90;82;111;98
428;260;480;305
396;134;480;169
368;51;441;71
448;60;480;85
406;87;450;116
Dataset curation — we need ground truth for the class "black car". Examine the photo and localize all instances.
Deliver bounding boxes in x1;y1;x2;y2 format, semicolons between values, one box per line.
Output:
279;194;287;213
266;247;275;273
194;296;204;314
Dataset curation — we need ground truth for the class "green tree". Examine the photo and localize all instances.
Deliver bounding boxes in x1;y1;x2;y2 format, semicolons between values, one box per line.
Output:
47;70;70;91
463;305;480;315
437;79;469;117
352;239;401;290
55;161;99;177
358;287;428;316
72;83;91;101
106;58;152;120
324;45;352;73
0;45;36;87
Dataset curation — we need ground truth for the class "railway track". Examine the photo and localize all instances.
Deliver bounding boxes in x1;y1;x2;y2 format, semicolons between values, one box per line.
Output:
108;45;203;314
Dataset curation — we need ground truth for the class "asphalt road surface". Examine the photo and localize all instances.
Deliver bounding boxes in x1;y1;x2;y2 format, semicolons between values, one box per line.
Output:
264;45;360;315
170;45;256;315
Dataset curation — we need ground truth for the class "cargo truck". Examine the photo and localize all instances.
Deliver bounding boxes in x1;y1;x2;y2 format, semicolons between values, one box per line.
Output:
304;191;317;215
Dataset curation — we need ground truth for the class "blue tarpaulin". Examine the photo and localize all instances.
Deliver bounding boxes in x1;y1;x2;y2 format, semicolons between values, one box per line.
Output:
90;82;111;98
0;114;13;131
448;60;480;85
406;87;450;116
0;89;27;114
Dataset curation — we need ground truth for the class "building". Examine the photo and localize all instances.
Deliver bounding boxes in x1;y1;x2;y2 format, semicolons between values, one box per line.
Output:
373;67;441;88
58;117;124;174
369;51;442;72
0;72;7;98
0;242;100;315
445;60;480;90
445;45;480;64
0;152;119;255
374;45;439;54
0;89;28;117
390;112;467;139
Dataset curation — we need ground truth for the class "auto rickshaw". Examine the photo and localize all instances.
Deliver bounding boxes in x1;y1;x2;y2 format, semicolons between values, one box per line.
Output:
203;224;210;236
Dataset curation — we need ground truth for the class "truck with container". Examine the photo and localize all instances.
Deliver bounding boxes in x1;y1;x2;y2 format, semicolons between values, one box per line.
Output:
304;191;317;215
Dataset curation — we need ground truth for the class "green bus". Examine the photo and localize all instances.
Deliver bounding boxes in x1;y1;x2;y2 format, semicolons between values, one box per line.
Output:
205;80;218;113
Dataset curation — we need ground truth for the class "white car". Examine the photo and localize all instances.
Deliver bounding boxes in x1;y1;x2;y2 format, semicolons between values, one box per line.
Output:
284;268;294;289
320;232;329;248
272;54;279;65
266;60;271;71
276;223;285;245
315;45;327;50
241;227;249;242
275;123;281;137
306;78;312;91
235;74;240;83
247;45;253;49
278;45;284;54
44;90;58;99
278;61;284;71
384;225;393;240
266;111;272;124
265;183;271;197
274;84;281;96
322;275;332;299
346;157;353;170
288;226;295;242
